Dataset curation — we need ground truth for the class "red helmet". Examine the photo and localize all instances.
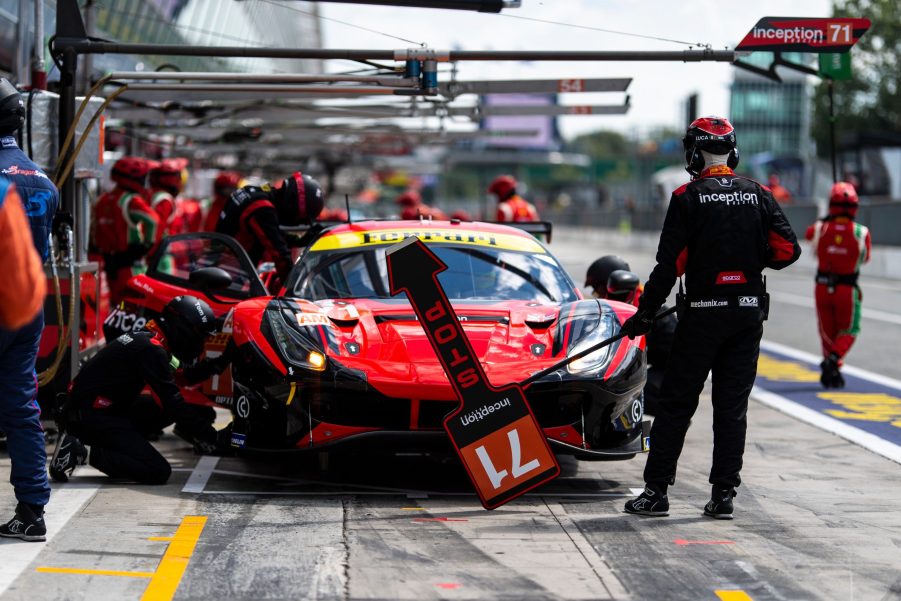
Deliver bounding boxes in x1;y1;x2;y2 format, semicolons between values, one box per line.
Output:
111;156;150;192
683;116;739;177
149;158;185;194
400;205;423;220
395;191;422;207
829;181;859;216
450;209;471;221
488;175;517;200
214;171;241;197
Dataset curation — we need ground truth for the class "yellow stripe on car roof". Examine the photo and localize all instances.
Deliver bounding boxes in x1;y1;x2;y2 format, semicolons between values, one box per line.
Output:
310;228;546;253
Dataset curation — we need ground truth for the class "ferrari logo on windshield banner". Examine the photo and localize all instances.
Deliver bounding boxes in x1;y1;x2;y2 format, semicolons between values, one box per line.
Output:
386;237;559;509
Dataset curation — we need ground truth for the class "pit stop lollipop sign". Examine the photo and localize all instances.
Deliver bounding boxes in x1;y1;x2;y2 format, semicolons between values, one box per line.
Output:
386;237;560;509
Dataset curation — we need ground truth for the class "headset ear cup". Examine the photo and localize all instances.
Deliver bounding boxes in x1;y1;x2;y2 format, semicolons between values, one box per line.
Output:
728;148;740;169
688;147;704;176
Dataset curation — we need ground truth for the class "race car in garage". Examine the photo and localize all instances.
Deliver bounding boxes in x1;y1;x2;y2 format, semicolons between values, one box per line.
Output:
104;220;649;460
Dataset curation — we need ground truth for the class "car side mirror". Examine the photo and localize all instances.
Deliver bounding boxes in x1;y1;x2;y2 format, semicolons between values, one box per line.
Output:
189;267;233;292
607;269;640;301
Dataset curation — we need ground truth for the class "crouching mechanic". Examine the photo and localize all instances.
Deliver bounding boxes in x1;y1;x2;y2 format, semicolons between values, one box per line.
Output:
622;117;800;519
805;182;871;388
585;255;676;415
50;296;221;484
216;172;323;287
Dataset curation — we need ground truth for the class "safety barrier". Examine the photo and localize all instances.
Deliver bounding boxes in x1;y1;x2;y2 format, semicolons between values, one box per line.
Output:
549;199;901;247
551;223;901;282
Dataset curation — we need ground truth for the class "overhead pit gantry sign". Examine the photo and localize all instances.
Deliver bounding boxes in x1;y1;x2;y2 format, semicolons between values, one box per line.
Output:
737;17;871;53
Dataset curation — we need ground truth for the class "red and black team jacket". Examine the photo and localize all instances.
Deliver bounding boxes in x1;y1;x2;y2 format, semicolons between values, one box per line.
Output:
215;185;293;278
640;165;801;313
68;330;216;444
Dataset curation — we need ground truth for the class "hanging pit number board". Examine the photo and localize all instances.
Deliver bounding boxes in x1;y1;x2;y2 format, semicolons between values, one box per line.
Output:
386;237;560;509
736;16;871;53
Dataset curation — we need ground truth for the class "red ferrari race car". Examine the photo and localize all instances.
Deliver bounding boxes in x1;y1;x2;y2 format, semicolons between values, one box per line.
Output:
103;220;649;461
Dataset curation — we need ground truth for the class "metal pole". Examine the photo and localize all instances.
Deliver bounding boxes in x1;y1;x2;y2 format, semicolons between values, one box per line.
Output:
828;79;837;182
56;39;735;64
58;47;78;214
15;0;28;84
80;0;94;94
107;72;418;86
32;0;47;88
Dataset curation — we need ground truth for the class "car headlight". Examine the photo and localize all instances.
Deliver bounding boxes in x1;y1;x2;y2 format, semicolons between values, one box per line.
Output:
266;308;327;372
567;311;619;374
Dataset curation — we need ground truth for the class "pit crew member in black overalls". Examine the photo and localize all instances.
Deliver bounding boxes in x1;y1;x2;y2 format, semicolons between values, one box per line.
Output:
50;296;220;485
585;255;676;415
215;172;323;287
622;117;801;519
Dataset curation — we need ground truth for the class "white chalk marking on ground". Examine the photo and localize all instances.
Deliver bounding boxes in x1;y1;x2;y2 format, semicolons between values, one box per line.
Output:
751;386;901;466
0;481;100;596
760;339;901;391
181;456;220;494
545;501;630;599
196;489;633;498
769;290;901;326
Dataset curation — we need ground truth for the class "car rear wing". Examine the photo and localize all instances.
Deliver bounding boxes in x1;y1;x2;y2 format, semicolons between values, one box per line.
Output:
487;221;553;243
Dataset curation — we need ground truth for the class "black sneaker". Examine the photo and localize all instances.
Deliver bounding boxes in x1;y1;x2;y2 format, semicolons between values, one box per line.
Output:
0;503;46;542
49;433;87;483
703;486;736;520
624;484;669;516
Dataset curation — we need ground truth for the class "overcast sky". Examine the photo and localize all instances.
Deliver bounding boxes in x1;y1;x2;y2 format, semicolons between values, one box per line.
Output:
318;0;831;139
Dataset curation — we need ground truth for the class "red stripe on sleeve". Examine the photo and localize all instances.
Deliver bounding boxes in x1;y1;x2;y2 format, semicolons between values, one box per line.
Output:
675;247;688;277
768;230;796;262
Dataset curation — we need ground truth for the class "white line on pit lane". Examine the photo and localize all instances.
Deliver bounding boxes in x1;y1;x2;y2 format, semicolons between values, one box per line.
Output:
196;490;636;498
769;290;901;326
754;340;901;466
182;456;220;494
0;479;101;595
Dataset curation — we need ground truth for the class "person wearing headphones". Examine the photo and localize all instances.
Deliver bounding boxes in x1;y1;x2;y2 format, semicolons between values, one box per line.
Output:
622;117;800;520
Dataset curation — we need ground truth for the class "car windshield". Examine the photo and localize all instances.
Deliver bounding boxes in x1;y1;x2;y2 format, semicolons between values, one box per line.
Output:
292;244;578;303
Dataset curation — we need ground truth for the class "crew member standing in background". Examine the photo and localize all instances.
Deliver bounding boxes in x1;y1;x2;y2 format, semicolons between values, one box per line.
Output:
148;158;189;236
805;182;871;389
585;255;676;415
91;156;160;306
0;77;58;541
488;175;539;222
621;117;801;520
216;172;323;285
202;170;241;232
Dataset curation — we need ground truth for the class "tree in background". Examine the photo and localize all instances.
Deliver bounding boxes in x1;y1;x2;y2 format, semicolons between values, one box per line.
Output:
812;0;900;157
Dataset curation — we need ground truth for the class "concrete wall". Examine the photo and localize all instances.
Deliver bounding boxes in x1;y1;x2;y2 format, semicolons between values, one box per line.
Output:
552;225;901;281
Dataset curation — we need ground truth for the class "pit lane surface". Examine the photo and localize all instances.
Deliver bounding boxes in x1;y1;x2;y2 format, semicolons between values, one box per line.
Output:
1;229;900;600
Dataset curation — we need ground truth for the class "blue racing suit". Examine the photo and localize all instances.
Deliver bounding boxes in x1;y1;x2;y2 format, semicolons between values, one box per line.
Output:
0;136;58;508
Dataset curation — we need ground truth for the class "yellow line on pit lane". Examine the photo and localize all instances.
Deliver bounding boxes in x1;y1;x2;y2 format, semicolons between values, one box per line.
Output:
716;590;754;600
141;515;207;601
35;515;207;601
36;567;155;579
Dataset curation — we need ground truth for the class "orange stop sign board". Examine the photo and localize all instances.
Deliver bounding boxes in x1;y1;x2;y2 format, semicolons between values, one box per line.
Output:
386;237;560;509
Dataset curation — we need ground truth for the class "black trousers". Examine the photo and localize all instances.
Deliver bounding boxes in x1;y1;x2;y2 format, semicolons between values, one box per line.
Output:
67;396;184;485
643;306;763;489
